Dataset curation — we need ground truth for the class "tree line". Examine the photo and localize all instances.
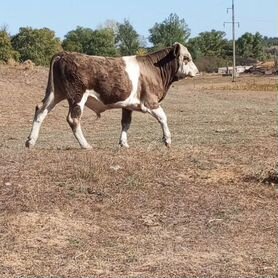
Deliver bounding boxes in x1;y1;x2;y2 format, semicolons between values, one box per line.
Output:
0;13;277;72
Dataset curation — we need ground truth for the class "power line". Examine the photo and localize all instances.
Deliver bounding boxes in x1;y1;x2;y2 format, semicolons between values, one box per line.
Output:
224;0;239;82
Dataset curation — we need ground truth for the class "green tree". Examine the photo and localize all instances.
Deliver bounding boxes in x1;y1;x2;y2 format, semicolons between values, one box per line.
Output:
116;19;140;55
89;28;118;56
263;36;278;60
187;30;232;72
12;27;61;65
63;26;118;56
263;36;278;47
188;30;230;59
253;32;266;60
62;26;94;53
149;13;190;49
0;28;19;62
237;32;266;60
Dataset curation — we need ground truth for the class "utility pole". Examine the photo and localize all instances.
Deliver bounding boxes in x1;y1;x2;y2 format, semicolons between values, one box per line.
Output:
224;0;239;82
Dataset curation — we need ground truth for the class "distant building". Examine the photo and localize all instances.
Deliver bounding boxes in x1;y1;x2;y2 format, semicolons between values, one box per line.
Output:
218;66;252;75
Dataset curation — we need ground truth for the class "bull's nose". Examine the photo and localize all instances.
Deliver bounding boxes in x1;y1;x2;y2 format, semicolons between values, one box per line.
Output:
195;66;199;74
193;64;199;75
189;68;198;77
189;62;199;77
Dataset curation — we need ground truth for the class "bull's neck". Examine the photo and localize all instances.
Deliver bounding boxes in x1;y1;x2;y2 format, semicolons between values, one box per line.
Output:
147;48;178;91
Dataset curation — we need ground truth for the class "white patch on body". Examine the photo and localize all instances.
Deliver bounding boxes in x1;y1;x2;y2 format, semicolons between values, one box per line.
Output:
112;56;141;110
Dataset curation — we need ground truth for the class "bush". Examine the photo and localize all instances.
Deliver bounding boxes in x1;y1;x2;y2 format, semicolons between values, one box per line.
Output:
0;29;19;63
195;56;230;73
136;48;148;56
12;27;62;66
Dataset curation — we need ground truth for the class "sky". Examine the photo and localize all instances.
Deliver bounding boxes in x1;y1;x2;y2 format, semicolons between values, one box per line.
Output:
0;0;277;41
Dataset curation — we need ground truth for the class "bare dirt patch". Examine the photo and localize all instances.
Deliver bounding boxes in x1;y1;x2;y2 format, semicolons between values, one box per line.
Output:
0;65;277;277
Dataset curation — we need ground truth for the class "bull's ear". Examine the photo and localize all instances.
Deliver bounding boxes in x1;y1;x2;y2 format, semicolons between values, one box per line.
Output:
173;43;180;57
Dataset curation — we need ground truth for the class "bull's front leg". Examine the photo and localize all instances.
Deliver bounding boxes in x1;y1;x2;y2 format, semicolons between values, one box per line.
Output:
149;105;171;147
119;108;132;148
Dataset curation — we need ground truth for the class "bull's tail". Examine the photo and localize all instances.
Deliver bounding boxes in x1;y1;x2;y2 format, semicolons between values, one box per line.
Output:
42;54;61;103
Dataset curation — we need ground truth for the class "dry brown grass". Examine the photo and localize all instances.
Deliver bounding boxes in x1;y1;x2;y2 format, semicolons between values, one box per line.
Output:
184;74;277;92
0;65;277;277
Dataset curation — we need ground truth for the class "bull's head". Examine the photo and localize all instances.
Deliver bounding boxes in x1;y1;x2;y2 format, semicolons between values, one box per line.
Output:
173;43;199;79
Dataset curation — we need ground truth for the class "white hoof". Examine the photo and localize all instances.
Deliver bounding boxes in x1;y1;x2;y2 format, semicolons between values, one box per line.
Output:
165;142;171;148
81;144;92;150
163;137;171;148
25;138;36;148
119;141;129;148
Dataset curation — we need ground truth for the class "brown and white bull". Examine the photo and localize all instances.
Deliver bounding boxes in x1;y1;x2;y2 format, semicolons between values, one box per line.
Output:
25;43;198;149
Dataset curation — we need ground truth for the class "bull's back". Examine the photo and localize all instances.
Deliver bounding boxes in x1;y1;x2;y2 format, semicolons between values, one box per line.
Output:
53;52;134;105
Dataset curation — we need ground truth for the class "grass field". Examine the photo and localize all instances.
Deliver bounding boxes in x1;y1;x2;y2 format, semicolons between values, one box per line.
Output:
0;64;277;277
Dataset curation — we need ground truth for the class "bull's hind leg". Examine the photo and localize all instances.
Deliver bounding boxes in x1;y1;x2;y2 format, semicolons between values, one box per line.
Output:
119;108;132;148
25;92;63;148
148;105;171;147
67;95;92;149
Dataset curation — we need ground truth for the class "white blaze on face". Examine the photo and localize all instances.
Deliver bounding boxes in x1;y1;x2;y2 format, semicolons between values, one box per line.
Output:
177;45;199;78
182;61;199;77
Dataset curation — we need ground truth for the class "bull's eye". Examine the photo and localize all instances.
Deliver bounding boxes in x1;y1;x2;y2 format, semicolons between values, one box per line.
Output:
183;57;189;64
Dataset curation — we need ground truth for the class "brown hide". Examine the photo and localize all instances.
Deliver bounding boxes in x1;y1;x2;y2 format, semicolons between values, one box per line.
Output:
53;52;132;105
